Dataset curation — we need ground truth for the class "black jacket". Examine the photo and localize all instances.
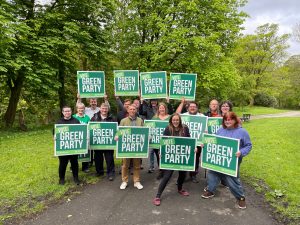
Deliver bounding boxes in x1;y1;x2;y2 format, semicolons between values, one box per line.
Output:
91;112;117;123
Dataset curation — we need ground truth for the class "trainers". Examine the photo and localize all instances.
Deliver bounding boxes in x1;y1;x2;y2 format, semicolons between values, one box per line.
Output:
120;182;128;190
108;176;114;181
148;168;154;173
134;182;143;190
201;190;214;199
59;179;65;185
83;169;90;173
153;197;161;206
74;177;80;185
191;175;199;183
178;189;189;196
237;197;246;209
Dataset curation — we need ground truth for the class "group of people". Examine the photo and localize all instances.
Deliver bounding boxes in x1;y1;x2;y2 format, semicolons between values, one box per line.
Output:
55;95;252;209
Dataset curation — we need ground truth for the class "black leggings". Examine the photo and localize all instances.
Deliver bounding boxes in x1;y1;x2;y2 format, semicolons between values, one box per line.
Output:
153;148;160;166
156;170;186;198
59;155;78;179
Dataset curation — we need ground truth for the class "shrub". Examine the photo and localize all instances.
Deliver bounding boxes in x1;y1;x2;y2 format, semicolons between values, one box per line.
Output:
254;93;278;107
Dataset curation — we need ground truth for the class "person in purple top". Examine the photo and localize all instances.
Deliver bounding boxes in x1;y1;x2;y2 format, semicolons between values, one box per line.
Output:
201;112;252;209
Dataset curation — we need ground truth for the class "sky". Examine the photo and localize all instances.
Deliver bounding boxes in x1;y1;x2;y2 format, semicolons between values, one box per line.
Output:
241;0;300;56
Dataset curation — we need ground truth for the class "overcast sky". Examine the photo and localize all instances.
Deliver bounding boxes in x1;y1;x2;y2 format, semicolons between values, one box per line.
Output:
241;0;300;56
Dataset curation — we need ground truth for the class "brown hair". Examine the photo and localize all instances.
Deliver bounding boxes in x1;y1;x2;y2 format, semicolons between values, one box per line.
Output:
222;112;239;129
124;99;132;104
167;113;185;136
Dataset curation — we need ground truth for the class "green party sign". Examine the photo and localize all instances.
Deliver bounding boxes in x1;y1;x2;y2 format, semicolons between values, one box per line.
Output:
169;73;197;100
77;71;105;98
160;136;196;171
144;120;168;148
116;126;150;158
114;70;139;96
54;124;88;156
140;71;167;99
181;115;207;146
89;122;117;150
201;133;239;177
78;150;91;163
207;117;223;134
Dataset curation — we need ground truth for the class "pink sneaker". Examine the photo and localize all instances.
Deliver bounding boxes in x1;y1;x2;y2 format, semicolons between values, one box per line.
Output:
178;189;189;196
153;197;161;206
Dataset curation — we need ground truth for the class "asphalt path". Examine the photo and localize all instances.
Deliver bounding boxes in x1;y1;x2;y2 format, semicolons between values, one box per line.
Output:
21;112;300;225
21;167;279;225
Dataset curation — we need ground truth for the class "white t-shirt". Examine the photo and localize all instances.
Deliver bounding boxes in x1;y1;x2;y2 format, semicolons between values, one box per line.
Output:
85;107;100;119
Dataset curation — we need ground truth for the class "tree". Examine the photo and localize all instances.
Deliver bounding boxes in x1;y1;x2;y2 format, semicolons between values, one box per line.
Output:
113;0;246;103
233;23;290;105
0;0;115;127
277;55;300;108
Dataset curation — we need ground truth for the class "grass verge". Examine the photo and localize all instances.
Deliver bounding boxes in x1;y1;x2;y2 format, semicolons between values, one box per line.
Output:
234;106;290;116
0;127;121;224
241;118;300;224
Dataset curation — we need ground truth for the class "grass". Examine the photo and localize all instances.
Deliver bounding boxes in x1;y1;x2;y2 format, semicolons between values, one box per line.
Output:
241;118;300;223
235;106;290;116
0;115;299;224
0;127;121;223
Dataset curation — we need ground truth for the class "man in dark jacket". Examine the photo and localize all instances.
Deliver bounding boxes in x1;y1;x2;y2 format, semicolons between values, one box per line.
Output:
91;103;117;180
55;106;80;185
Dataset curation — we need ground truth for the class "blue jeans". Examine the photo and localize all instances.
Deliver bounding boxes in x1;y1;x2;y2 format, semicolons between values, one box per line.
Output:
207;169;245;199
149;148;159;169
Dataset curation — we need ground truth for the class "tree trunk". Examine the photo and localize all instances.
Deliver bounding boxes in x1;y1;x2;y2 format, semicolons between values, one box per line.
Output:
4;70;26;127
18;109;27;131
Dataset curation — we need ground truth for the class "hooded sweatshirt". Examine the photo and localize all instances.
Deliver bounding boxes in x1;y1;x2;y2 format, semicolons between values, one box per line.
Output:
216;126;252;157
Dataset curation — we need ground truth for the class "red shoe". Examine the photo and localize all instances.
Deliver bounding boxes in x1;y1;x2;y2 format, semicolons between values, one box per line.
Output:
178;189;189;196
153;197;161;206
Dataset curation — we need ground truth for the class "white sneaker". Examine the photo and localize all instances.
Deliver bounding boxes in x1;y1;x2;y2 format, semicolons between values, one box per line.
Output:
134;182;143;190
120;182;127;190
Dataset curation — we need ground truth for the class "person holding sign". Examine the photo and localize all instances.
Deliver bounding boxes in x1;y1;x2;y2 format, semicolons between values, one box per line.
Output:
73;103;90;172
119;104;144;190
176;99;204;183
56;106;81;185
219;100;233;116
205;99;221;117
153;113;191;206
115;97;131;124
149;102;170;178
91;103;117;181
201;112;252;209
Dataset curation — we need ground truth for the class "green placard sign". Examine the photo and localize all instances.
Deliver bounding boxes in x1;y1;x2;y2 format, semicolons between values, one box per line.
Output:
207;117;223;134
54;124;88;156
201;133;239;177
181;115;207;146
78;150;91;163
169;73;197;100
116;126;150;158
89;122;117;150
144;120;168;148
77;71;105;98
160;136;196;171
114;70;139;96
140;71;167;99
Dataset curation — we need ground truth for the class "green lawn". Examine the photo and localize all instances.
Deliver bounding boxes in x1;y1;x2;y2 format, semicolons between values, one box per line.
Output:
242;118;300;223
235;106;290;116
0;127;121;223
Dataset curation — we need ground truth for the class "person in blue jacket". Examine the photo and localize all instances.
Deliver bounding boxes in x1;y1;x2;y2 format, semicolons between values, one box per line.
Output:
201;112;252;209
